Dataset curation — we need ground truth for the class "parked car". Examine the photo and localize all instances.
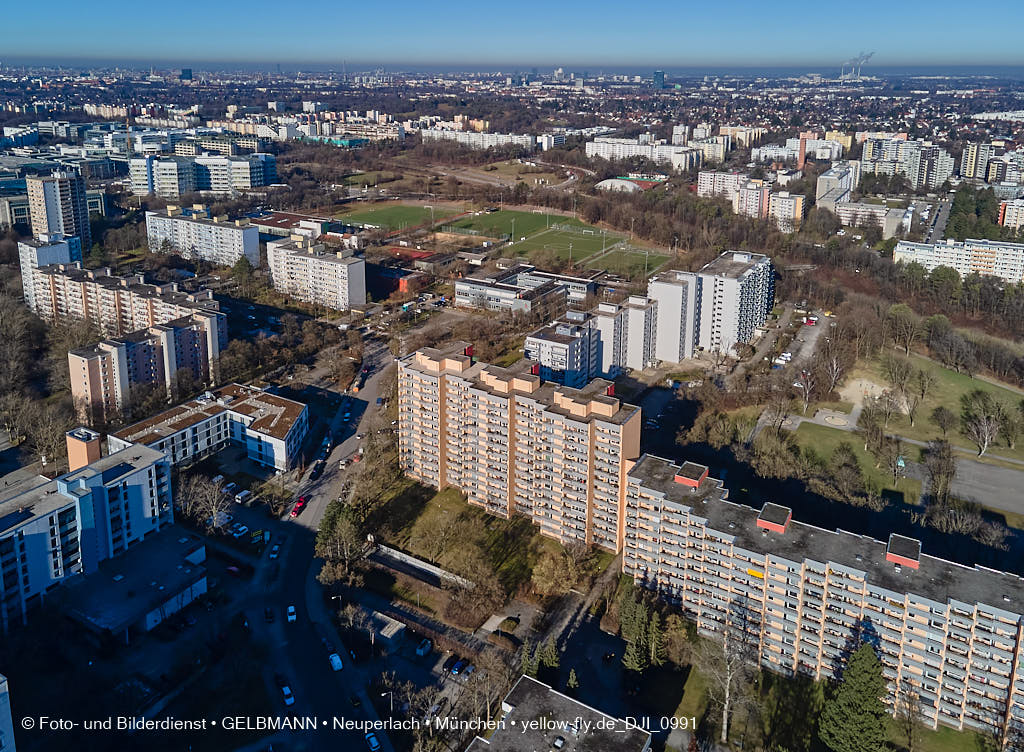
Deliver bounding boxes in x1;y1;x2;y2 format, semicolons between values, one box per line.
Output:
463;664;475;677
235;490;253;505
275;675;295;707
223;482;239;496
442;655;460;673
211;474;225;486
286;605;297;623
365;732;381;751
328;653;343;672
451;659;467;675
268;543;281;560
231;525;249;539
309;462;325;481
290;497;307;518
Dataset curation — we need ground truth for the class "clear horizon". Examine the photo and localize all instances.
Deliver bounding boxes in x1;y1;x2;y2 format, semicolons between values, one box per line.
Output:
4;0;1024;70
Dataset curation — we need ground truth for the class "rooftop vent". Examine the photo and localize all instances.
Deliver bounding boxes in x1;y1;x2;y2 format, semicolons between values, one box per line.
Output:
886;533;921;570
756;503;793;534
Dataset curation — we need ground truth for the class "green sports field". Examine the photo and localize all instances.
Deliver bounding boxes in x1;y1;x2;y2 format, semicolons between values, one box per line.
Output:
509;227;618;261
339;204;459;230
587;249;670;278
446;209;602;240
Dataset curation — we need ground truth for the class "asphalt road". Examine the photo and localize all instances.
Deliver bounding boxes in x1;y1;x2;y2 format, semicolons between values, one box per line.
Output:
947;457;1024;519
926;197;952;243
237;336;396;752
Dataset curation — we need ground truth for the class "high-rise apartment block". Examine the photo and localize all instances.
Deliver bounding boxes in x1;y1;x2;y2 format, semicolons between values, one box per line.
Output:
623;295;658;370
815;161;861;211
146;207;259;267
768;191;805;232
694;252;773;353
960;142;996;180
24;262;227;338
861;139;954;191
998;199;1024;232
894;238;1024;284
592;302;628;378
0;428;172;631
18;234;82;310
26;170;91;252
647;252;773;359
69;314;224;424
398;344;640;551
648;270;697;362
130;154;277;198
266;236;367;311
719;125;766;148
733;180;770;220
697;171;747;200
523;312;599;388
623;454;1024;737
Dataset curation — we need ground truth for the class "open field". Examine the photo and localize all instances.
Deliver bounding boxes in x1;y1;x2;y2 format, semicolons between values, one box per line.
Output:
851;353;1024;462
790;422;923;505
587;249;670;278
338;202;463;230
446;209;590;239
484;160;563;186
509;227;616;261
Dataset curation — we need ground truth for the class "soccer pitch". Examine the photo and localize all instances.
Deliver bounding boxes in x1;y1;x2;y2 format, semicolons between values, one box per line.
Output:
340;204;458;230
510;228;618;261
587;250;670;278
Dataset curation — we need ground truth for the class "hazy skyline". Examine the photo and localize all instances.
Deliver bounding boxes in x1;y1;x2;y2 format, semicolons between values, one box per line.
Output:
5;0;1024;69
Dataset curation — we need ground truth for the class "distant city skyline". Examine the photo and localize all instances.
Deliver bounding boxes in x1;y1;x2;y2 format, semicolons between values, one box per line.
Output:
5;0;1024;69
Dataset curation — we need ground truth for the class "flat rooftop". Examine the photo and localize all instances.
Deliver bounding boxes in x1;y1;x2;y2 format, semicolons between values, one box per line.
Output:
251;210;329;230
699;250;769;278
466;676;650;752
61;525;206;634
113;383;306;444
403;344;637;426
0;443;167;535
629;454;1024;613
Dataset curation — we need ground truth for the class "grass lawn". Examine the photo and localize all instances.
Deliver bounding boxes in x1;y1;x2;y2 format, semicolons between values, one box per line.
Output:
884;717;985;752
510;228;614;261
379;484;546;593
341;170;400;186
791;422;923;505
854;353;1024;462
339;203;461;230
587;249;669;278
446;209;592;239
673;666;709;720
485;160;562;185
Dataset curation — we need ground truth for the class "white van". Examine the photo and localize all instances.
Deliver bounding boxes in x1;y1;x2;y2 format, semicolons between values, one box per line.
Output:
235;490;253;505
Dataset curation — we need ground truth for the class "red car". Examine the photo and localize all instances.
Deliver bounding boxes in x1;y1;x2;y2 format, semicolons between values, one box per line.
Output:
290;497;308;518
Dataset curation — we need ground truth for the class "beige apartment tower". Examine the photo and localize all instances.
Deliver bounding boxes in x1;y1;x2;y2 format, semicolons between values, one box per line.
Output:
398;342;641;551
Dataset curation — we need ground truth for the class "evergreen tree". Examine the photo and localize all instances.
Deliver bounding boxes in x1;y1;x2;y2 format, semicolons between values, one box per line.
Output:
818;643;887;752
567;669;579;691
520;640;538;678
539;637;560;669
622;635;648;673
648;611;666;667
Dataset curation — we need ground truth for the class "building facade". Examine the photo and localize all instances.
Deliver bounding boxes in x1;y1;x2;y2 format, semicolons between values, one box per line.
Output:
894;239;1024;284
697;171;747;200
18;234;81;310
108;384;309;472
998;199;1024;232
26;170;91;252
266;236;367;311
145;207;259;267
622;454;1024;738
523;313;599;388
398;344;641;551
69;313;225;425
0;429;172;631
24;262;226;338
768;192;806;232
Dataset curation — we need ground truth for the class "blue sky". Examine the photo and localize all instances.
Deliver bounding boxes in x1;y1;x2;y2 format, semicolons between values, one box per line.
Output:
5;0;1024;68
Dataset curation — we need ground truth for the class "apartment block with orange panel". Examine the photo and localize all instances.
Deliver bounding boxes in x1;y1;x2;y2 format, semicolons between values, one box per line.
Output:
623;454;1024;738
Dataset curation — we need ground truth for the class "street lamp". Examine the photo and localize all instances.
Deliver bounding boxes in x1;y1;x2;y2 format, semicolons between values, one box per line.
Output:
381;691;393;713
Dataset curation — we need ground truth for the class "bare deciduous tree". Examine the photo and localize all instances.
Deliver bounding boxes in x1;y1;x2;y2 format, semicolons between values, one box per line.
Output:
693;600;759;744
